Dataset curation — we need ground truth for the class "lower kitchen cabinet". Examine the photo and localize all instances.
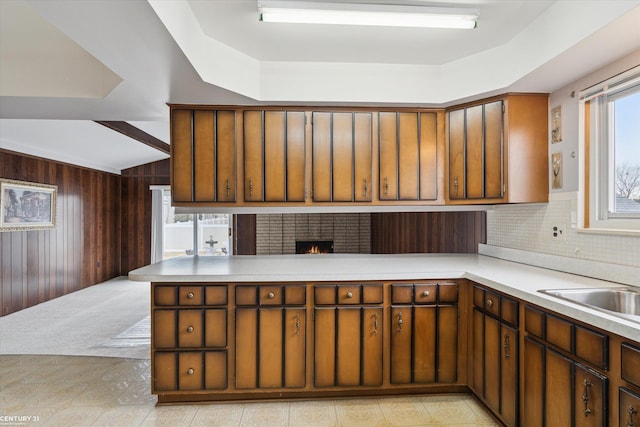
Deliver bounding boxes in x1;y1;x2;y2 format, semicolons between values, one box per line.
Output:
523;305;609;427
471;285;519;427
389;282;458;384
314;284;383;387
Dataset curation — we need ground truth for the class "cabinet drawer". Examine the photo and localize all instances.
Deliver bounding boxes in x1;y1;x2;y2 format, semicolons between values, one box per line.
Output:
337;285;361;304
259;286;283;305
483;290;501;318
438;282;459;304
525;305;544;338
545;314;573;354
205;309;227;348
154;351;228;392
205;286;228;306
236;286;257;306
155;286;177;306
315;285;336;305
622;343;640;388
284;285;306;305
154;309;176;348
501;296;518;327
179;286;203;305
575;325;607;370
414;284;437;304
362;285;383;304
391;284;413;304
178;310;204;348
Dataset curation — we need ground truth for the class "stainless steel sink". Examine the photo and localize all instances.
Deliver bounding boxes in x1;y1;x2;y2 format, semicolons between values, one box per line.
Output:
539;287;640;323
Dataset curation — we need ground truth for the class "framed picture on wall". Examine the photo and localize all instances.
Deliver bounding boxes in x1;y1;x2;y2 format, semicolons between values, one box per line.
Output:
0;179;57;232
551;105;562;143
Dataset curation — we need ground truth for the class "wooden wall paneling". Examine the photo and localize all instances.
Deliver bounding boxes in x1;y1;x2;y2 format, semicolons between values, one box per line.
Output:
370;211;486;254
0;149;126;316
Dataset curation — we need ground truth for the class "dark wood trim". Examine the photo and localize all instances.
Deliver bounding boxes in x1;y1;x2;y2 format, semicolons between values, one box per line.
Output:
95;121;170;154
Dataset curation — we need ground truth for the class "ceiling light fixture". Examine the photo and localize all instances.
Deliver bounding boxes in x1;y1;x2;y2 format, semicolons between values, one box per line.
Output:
257;1;479;29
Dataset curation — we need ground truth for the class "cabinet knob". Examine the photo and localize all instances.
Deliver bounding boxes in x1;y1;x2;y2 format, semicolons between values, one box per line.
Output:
187;292;194;299
486;298;493;307
187;326;194;333
267;292;275;299
187;368;194;375
422;290;430;297
346;291;353;298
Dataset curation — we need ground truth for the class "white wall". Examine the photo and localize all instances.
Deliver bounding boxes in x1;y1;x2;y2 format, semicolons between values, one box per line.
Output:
487;51;640;268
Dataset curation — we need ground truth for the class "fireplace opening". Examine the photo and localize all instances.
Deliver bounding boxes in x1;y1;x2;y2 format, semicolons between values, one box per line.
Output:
296;240;334;254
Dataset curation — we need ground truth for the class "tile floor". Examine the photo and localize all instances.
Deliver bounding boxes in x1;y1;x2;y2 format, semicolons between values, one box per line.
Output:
0;278;500;426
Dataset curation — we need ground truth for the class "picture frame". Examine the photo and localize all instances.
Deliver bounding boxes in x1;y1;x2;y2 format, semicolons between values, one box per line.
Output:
0;179;57;232
551;105;562;143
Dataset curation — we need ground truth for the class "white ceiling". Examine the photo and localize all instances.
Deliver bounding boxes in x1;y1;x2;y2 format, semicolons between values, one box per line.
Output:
1;0;639;174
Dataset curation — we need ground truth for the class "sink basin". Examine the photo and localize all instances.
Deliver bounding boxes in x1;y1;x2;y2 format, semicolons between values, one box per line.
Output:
539;287;640;323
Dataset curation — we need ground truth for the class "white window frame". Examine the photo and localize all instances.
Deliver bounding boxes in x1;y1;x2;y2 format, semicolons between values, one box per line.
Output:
578;66;640;234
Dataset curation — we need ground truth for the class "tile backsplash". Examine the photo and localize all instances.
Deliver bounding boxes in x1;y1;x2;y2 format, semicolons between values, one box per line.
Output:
487;193;640;268
256;213;371;255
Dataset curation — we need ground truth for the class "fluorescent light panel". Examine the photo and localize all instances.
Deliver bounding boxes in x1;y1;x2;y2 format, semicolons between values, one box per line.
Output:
258;1;478;29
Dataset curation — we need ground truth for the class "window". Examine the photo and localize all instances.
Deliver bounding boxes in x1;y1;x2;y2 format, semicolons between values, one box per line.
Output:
581;66;640;232
151;187;231;262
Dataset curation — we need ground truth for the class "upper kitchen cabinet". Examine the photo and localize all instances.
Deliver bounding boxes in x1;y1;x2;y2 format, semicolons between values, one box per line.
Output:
171;108;237;204
243;110;306;202
447;94;548;204
312;112;373;202
379;112;439;201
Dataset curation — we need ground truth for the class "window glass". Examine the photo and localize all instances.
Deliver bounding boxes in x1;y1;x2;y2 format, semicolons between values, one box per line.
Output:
611;89;640;214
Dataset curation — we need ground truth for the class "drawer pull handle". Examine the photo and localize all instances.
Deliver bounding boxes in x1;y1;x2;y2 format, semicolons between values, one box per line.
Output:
267;292;275;299
397;311;403;333
363;178;368;198
582;379;592;417
249;177;253;198
373;312;379;335
503;333;510;359
346;292;353;299
187;292;194;299
295;313;301;336
422;290;430;297
225;178;231;199
187;326;194;333
628;405;638;427
187;368;194;375
486;298;493;307
384;177;389;196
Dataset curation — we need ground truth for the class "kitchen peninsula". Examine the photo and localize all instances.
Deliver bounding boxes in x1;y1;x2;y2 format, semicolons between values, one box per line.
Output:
130;253;639;426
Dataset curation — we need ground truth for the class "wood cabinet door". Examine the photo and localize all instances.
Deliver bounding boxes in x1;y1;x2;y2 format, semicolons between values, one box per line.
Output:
235;308;257;388
574;363;607;427
484;101;503;198
465;104;484;199
523;337;544;427
312;112;332;202
216;110;237;202
545;348;573;426
284;308;306;387
413;305;437;383
243;111;264;201
619;387;640;427
390;306;413;384
448;109;465;200
419;112;438;200
362;307;383;386
332;113;354;202
437;305;458;383
244;111;306;202
335;307;361;386
379;112;398;200
258;307;284;388
192;111;216;202
501;324;518;427
314;307;336;386
471;308;484;394
484;314;501;413
398;112;420;200
172;109;194;202
354;113;372;202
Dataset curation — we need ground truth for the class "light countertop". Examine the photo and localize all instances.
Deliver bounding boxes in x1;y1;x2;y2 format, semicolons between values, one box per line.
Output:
129;253;639;342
